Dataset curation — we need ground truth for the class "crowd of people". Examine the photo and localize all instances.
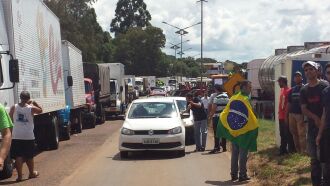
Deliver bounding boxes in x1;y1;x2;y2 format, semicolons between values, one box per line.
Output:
278;61;330;186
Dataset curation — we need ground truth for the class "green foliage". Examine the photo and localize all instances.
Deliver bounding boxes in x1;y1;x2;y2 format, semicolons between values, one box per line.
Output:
44;0;114;63
112;26;165;76
110;0;151;36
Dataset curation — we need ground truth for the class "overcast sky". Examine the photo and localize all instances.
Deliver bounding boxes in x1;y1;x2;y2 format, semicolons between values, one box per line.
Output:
93;0;330;63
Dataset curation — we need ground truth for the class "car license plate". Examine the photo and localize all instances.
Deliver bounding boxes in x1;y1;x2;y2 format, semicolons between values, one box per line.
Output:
143;138;160;144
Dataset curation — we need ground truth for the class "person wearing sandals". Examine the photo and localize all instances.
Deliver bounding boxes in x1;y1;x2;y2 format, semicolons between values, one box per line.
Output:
9;91;42;181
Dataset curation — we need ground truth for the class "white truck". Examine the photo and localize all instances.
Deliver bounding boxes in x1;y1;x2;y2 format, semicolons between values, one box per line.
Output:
61;40;89;137
108;63;126;115
0;0;67;150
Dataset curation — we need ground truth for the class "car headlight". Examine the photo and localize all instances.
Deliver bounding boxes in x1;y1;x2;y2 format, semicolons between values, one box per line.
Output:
168;126;182;134
121;128;135;135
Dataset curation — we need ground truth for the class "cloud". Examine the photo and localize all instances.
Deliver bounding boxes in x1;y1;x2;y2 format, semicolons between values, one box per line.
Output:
93;0;330;62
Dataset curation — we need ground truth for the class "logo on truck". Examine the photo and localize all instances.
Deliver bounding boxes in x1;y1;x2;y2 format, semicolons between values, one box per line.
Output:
37;7;62;96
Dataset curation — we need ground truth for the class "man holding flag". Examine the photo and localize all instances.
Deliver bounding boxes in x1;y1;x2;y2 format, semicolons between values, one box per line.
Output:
217;80;258;182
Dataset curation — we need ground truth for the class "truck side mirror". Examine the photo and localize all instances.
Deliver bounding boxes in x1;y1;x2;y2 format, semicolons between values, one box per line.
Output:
9;59;19;83
120;86;123;92
67;76;73;87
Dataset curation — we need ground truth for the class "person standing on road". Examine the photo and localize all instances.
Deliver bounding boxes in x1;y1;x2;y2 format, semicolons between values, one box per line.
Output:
277;76;296;155
184;93;208;152
300;61;329;186
316;63;330;186
0;103;13;172
9;91;42;182
208;85;229;153
287;71;306;153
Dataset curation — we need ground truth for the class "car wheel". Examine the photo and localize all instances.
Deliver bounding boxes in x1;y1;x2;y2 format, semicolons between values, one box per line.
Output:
177;150;185;157
120;151;129;159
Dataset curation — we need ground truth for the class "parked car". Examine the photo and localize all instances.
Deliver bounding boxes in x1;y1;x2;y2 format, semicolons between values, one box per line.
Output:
119;98;186;158
170;97;195;145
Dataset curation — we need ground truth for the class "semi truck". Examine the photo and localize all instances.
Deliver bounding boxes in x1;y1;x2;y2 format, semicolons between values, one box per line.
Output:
83;63;110;125
108;63;126;115
0;0;67;150
61;40;88;136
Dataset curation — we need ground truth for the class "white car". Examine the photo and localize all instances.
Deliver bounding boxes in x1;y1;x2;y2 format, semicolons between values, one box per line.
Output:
169;97;195;144
119;98;186;158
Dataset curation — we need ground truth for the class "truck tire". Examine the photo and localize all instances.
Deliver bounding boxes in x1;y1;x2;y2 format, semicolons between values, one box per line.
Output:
100;105;106;124
61;121;71;141
90;112;96;128
72;110;82;133
34;115;48;151
0;155;13;180
48;115;60;150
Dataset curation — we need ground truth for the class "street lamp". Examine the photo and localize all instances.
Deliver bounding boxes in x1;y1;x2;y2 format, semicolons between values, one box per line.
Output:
177;47;192;56
169;40;189;58
162;21;201;59
197;0;207;82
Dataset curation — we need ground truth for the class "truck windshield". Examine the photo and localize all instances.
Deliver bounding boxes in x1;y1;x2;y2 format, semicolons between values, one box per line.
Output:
169;80;176;85
110;81;116;94
135;81;143;86
84;81;91;93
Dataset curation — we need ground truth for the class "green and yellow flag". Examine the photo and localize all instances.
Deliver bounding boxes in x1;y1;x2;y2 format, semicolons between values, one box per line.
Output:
216;92;258;152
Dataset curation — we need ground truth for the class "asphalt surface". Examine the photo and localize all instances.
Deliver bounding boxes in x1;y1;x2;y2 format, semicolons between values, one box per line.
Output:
1;117;249;186
0;117;122;186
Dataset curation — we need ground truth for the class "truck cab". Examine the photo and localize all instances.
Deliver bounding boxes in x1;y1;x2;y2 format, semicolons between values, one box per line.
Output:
84;78;95;110
110;79;123;115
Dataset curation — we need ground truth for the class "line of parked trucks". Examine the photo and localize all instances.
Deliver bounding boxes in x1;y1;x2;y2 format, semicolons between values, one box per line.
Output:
0;0;130;152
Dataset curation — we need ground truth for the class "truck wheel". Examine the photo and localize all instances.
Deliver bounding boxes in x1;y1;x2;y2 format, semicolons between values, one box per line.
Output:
61;121;71;141
48;115;60;150
120;151;129;159
34;115;48;150
89;112;96;128
0;155;13;180
76;111;83;133
100;105;106;124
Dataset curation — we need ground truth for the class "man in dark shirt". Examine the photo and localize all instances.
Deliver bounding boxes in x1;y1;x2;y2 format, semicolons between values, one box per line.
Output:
185;93;208;152
288;71;306;153
300;61;329;186
316;63;330;186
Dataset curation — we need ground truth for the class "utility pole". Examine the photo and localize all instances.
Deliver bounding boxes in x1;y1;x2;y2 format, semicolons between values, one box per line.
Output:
162;21;201;59
169;40;189;59
197;0;207;82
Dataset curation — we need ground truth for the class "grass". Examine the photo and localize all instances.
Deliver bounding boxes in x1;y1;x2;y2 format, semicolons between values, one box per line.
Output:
247;119;311;186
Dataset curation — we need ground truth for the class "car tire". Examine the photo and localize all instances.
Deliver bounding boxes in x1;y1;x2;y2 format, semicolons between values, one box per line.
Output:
177;150;185;157
120;151;129;159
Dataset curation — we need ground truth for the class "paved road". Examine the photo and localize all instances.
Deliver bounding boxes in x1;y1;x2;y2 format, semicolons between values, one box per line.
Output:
60;124;243;186
1;118;249;186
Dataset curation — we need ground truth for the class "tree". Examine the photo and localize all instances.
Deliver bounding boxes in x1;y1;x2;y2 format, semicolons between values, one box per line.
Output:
110;0;151;36
113;26;165;75
44;0;114;63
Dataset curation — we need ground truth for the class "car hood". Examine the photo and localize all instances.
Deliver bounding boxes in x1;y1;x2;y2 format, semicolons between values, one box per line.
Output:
123;118;183;130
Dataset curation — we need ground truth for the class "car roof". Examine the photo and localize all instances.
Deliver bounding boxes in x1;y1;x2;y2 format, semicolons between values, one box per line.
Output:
132;97;175;103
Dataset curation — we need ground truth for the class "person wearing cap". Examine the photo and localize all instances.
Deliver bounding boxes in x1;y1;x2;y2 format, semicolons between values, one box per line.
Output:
208;85;229;153
300;61;329;186
287;71;306;153
316;62;330;185
277;76;296;155
9;91;42;182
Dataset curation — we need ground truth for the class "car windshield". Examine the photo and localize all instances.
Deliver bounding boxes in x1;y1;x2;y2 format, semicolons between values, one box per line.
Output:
175;100;187;112
128;102;177;119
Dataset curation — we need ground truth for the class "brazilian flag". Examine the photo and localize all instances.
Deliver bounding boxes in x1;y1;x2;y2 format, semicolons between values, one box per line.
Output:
216;92;258;152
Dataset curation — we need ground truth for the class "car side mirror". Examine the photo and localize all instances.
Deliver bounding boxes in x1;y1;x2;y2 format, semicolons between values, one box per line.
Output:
9;59;19;83
181;112;190;119
67;76;73;87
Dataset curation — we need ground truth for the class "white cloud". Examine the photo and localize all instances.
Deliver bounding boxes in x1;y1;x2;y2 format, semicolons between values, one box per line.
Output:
93;0;330;63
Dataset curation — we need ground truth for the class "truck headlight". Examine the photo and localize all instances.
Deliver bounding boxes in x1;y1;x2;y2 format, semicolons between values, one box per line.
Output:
121;128;135;135
168;127;182;134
